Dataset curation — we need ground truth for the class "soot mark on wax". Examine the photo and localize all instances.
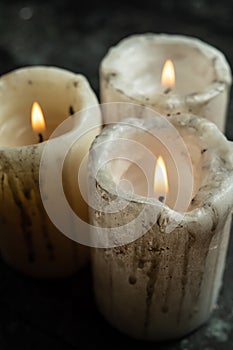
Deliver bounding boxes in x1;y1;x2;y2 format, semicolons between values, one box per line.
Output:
177;230;196;323
162;238;180;315
23;188;31;200
164;87;172;94
69;106;75;115
0;154;36;263
1;174;5;195
105;72;117;84
129;275;137;285
144;236;162;335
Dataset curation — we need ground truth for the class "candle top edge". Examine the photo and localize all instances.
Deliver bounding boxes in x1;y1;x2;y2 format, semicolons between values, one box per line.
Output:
89;112;233;223
101;33;231;104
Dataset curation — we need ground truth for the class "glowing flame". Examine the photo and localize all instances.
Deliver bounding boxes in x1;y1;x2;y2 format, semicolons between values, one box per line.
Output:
154;156;168;200
31;102;46;133
161;59;175;89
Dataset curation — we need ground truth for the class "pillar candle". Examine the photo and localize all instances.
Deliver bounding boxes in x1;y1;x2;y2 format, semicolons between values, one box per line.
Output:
0;66;101;277
89;111;233;340
100;34;232;131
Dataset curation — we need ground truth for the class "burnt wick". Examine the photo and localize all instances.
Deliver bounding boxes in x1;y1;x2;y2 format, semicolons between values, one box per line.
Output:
38;133;44;143
164;87;172;94
69;106;75;115
159;196;165;203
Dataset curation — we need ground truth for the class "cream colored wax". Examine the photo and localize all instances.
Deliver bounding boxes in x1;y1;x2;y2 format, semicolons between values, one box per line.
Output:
100;34;232;132
89;113;233;340
0;66;102;277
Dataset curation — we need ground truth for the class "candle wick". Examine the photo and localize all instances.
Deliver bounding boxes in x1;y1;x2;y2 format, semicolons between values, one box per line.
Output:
38;133;44;143
158;196;165;203
164;87;172;94
69;106;75;116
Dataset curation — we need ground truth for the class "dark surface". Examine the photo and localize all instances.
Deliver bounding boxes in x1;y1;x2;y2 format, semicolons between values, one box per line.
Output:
0;1;233;349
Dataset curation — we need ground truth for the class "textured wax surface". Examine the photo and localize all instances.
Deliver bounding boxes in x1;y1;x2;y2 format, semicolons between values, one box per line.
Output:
0;0;233;349
89;114;233;340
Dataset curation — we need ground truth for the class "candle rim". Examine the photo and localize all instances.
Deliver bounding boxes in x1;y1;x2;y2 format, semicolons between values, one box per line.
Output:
90;111;233;221
0;65;100;149
101;33;231;105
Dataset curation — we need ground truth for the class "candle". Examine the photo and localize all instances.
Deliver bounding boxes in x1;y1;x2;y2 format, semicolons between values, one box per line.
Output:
100;34;232;131
0;66;101;277
88;109;233;340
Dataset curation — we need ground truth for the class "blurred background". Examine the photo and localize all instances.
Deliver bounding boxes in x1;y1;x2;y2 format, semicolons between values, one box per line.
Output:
0;0;233;349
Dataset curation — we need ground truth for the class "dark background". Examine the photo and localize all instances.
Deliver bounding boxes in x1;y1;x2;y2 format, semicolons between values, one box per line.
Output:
0;0;233;349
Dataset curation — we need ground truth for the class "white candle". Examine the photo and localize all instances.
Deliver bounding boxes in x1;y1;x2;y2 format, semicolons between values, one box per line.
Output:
88;111;233;340
100;34;232;131
0;66;101;277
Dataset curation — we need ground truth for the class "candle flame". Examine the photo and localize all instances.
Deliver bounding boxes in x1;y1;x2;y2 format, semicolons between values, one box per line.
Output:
161;59;175;89
154;156;168;199
31;102;46;133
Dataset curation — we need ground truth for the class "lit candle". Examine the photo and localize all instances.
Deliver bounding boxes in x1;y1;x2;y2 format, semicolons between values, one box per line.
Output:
100;34;232;131
89;110;233;340
0;66;101;277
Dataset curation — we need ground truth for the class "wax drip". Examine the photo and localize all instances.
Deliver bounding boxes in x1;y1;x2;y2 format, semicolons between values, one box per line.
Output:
129;240;139;285
206;229;224;315
177;227;215;323
37;193;55;261
144;260;158;334
137;233;147;269
190;215;218;319
162;238;180;314
177;230;196;323
204;207;228;316
144;236;161;336
8;175;35;262
0;154;36;262
1;174;5;198
30;147;55;261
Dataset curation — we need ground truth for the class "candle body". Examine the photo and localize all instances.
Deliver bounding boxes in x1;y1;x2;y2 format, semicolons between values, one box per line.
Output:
100;34;232;131
0;67;101;277
91;212;231;340
89;114;233;340
0;144;89;277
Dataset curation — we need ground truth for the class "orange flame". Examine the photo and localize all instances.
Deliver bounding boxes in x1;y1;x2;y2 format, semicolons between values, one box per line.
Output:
154;156;168;199
161;59;175;89
31;102;46;133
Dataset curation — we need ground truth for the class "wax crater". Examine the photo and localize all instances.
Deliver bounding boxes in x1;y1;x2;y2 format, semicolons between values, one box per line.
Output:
105;43;215;95
101;34;232;131
0;69;87;146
